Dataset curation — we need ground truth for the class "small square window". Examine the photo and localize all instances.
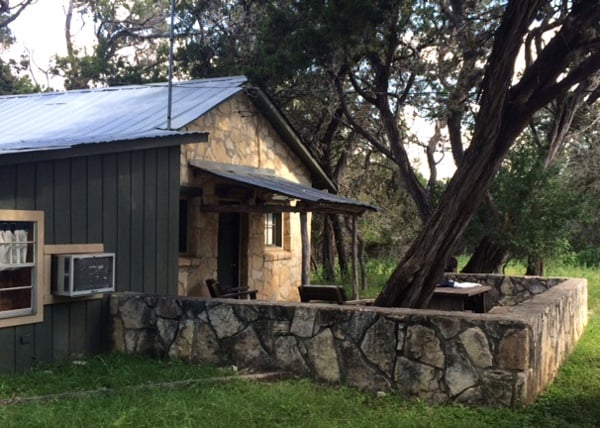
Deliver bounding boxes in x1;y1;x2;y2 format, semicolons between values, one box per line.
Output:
265;213;282;247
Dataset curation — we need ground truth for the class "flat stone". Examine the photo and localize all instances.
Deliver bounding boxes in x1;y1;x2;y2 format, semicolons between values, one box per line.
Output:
112;318;125;352
460;327;493;368
500;276;515;296
445;341;478;396
207;305;245;339
405;325;444;368
120;297;151;329
290;307;316;338
169;319;194;359
273;336;310;375
361;317;397;373
396;326;405;351
343;311;378;343
156;297;182;319
271;320;291;335
498;328;529;370
227;327;272;370
307;328;340;383
157;317;179;350
395;356;441;401
193;321;220;364
431;316;462;339
340;340;392;391
480;370;516;407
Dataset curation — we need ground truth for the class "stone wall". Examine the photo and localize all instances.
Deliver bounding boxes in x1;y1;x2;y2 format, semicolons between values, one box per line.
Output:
444;273;566;307
110;277;587;407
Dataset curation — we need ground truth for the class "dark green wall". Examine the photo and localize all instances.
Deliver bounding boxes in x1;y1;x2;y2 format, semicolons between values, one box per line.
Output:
0;146;181;373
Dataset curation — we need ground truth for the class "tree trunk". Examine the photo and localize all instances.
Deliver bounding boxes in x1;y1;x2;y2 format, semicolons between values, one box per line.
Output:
462;236;507;273
332;214;349;281
375;0;599;308
374;148;515;307
526;257;544;276
357;232;367;291
321;215;336;281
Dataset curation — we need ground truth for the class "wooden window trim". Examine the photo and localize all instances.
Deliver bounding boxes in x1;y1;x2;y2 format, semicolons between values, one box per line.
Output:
265;212;283;247
0;210;44;328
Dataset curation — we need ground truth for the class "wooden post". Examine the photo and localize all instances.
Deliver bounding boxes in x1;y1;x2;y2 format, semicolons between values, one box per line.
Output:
352;215;359;300
300;212;310;285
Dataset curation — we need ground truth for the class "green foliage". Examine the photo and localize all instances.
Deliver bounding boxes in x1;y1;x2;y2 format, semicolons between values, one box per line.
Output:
463;131;581;265
563;114;600;256
0;58;39;94
345;154;421;260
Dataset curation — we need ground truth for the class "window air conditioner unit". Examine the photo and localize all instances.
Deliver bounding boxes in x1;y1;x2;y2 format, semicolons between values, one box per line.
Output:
52;253;115;297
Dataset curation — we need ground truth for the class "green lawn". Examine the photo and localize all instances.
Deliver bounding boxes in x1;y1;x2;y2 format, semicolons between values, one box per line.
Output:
1;264;599;427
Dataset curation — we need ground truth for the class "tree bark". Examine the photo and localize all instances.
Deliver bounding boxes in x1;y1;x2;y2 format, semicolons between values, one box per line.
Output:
332;214;349;281
357;232;367;291
462;236;507;274
321;215;336;282
375;0;600;308
526;257;544;276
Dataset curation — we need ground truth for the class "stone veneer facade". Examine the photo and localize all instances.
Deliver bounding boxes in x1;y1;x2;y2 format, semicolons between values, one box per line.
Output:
111;275;587;407
177;94;311;302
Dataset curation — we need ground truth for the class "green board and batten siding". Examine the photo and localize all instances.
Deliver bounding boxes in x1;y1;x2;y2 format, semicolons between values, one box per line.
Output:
0;146;181;373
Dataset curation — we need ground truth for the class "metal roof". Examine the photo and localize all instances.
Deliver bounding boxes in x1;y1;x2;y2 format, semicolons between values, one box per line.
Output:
190;159;378;215
0;76;247;155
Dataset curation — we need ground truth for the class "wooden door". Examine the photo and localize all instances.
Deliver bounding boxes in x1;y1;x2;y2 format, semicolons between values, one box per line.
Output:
217;212;240;288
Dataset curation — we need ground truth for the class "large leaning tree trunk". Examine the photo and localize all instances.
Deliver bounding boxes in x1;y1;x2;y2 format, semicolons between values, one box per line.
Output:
462;235;507;274
375;0;600;308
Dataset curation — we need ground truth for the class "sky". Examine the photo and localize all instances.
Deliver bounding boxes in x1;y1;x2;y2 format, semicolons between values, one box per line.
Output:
8;0;94;89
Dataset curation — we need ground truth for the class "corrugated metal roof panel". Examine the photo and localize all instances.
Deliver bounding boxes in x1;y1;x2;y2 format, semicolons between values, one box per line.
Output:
0;76;247;155
190;159;377;214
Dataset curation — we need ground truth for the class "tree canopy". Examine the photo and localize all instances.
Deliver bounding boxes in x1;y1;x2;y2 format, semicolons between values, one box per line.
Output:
2;0;599;307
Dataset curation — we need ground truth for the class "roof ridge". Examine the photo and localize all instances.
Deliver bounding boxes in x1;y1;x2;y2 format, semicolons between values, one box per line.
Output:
0;75;248;100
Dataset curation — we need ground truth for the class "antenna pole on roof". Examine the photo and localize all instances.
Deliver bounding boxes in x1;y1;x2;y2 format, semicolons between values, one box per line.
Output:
167;0;175;130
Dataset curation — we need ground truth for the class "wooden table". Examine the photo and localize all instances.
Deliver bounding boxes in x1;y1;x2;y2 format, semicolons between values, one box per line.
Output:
429;285;492;313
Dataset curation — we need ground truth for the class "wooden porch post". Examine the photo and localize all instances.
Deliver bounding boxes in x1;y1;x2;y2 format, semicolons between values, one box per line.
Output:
300;211;310;285
352;215;359;299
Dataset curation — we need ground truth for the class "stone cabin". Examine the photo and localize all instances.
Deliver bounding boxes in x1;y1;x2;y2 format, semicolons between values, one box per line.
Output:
0;75;373;373
175;77;375;301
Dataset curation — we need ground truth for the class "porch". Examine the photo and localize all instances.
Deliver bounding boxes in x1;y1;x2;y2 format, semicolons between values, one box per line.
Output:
178;160;377;302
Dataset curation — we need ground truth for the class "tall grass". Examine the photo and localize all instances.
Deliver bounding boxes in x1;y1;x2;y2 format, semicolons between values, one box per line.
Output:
0;260;599;427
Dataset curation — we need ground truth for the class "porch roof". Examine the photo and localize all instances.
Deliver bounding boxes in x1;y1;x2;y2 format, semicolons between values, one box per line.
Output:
189;160;378;215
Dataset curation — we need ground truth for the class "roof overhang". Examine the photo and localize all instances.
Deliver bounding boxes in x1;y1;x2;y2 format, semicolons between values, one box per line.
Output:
189;159;377;216
0;132;208;166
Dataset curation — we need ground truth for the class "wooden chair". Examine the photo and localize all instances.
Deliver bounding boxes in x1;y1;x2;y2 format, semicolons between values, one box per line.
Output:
298;285;346;305
205;279;257;300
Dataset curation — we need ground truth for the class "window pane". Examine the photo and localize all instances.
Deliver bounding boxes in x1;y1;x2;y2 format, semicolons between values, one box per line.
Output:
265;213;282;247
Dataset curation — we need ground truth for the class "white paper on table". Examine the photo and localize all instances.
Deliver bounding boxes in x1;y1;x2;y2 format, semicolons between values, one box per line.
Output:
452;281;482;288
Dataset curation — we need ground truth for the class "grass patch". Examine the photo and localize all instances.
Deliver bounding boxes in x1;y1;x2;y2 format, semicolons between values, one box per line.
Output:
1;262;599;427
0;353;228;400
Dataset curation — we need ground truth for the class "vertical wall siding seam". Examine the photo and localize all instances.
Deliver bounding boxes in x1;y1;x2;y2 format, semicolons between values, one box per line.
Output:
167;146;179;295
0;165;17;209
155;150;161;295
